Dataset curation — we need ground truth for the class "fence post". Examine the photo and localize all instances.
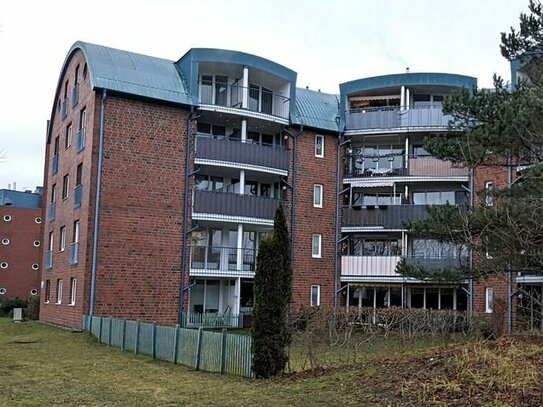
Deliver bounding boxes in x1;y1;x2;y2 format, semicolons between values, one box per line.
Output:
220;328;227;374
108;318;112;347
195;327;203;371
152;322;157;360
173;324;179;364
121;319;126;352
135;320;140;354
98;317;103;343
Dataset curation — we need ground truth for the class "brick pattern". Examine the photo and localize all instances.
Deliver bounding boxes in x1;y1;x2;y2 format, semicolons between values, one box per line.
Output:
288;129;338;307
0;207;42;299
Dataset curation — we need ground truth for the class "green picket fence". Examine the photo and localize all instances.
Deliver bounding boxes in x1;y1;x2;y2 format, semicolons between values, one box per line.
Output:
81;315;254;378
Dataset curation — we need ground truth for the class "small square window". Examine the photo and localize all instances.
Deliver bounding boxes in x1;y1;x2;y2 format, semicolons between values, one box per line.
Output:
313;184;323;208
485;287;493;313
315;135;324;158
311;285;320;306
312;234;322;258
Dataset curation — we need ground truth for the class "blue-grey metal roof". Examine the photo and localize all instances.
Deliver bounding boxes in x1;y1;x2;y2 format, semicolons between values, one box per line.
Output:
292;88;340;132
70;41;192;105
0;190;42;209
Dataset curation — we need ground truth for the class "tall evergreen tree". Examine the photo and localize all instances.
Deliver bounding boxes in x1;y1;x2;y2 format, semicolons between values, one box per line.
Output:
252;204;292;378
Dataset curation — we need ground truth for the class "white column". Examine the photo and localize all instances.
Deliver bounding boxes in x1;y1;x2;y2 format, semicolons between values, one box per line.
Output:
233;277;241;315
239;170;245;195
242;66;249;109
405;88;410;110
400;85;405;110
237;224;243;271
241;119;247;143
405;136;409;170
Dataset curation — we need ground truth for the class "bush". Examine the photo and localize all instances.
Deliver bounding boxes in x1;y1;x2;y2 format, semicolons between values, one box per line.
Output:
27;295;40;320
0;298;28;317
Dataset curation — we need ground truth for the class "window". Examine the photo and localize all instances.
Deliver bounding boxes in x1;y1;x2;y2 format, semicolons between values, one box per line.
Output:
59;226;66;252
79;108;87;131
56;279;63;304
30;289;38;296
315;135;324;158
1;238;9;245
35;217;42;224
65;123;72;149
76;163;83;186
3;215;11;222
485;182;493;206
69;278;77;305
44;280;51;303
51;184;56;203
62;174;69;199
313;184;323;208
0;262;8;269
83;63;88;79
485;288;494;313
349;238;401;256
74;65;80;85
413;190;456;205
64;80;69;99
33;240;41;247
311;285;321;306
73;220;80;243
312;234;322;258
54;136;60;156
48;231;54;251
32;263;39;270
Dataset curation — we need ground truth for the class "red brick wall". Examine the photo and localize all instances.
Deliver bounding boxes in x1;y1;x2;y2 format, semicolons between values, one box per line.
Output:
91;95;190;325
40;49;96;329
288;129;338;307
0;207;42;300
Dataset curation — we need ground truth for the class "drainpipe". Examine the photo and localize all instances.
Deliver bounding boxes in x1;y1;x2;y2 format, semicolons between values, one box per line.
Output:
333;132;345;307
507;157;513;334
89;89;107;326
178;107;196;325
468;167;474;316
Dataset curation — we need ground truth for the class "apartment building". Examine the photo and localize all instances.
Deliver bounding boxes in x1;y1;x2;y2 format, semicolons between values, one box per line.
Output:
40;41;477;330
0;188;42;300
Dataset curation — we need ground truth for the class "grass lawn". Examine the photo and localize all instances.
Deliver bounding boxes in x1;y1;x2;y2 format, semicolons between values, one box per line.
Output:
1;318;542;407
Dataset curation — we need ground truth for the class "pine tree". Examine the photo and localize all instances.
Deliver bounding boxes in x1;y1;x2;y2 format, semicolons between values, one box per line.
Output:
251;204;292;378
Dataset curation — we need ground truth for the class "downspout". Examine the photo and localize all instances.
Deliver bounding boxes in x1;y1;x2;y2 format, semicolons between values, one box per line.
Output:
507;157;513;334
290;125;303;263
333;132;344;307
178;106;195;325
89;89;107;325
468;167;475;316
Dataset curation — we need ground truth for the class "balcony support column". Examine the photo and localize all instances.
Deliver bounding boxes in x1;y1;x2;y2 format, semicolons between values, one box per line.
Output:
242;66;249;109
239;170;245;195
400;86;405;110
237;224;244;271
405;88;410;110
233;278;241;315
405;136;409;171
241;119;247;143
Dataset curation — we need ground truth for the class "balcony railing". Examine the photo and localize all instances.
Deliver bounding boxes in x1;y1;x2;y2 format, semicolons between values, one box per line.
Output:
195;134;288;171
61;99;68;121
51;154;59;175
73;184;82;209
341;255;402;277
181;312;243;328
71;84;79;108
344;154;467;178
345;105;452;131
69;242;79;265
193;190;280;220
47;202;56;222
190;246;257;273
45;250;53;270
198;81;289;119
76;128;85;153
342;205;429;229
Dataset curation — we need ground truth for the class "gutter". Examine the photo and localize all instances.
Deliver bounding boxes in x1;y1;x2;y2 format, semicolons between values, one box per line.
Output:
88;88;107;326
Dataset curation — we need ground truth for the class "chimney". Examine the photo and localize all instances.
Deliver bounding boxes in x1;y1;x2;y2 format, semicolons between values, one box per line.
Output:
406;67;411;73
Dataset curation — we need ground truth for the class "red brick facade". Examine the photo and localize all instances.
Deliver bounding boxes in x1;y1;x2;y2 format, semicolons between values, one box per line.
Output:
0;206;42;300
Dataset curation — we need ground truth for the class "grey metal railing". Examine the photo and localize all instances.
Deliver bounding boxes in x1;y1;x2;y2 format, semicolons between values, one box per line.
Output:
342;205;429;229
71;84;79;108
73;184;82;209
346;105;452;131
195;135;288;170
51;154;59;175
45;250;53;270
193;190;280;220
47;202;56;222
69;242;79;265
190;246;257;272
198;81;289;119
76;128;85;153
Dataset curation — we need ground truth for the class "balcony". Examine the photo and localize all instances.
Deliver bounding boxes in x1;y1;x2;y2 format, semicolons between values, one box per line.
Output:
342;205;429;229
51;154;59;175
69;242;79;265
193;190;279;221
189;246;257;277
195;135;288;172
47;202;56;222
71;84;79;108
344;154;468;178
345;105;452;132
76;128;85;153
45;250;53;270
341;255;402;278
403;256;464;271
199;81;289;119
61;99;68;121
73;184;82;209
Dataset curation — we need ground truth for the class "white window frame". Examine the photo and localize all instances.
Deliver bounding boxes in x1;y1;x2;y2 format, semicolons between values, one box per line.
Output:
312;234;322;258
485;287;494;313
73;220;80;243
48;231;54;251
310;285;321;306
59;226;66;252
69;278;77;306
313;184;323;208
485;181;493;206
56;279;63;305
44;280;51;303
315;135;324;158
66;123;72;149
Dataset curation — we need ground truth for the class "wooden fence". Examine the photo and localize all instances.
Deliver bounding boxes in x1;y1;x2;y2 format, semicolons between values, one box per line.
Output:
81;315;253;378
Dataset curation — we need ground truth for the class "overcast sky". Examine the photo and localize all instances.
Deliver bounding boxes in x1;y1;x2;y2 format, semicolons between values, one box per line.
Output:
0;0;529;190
